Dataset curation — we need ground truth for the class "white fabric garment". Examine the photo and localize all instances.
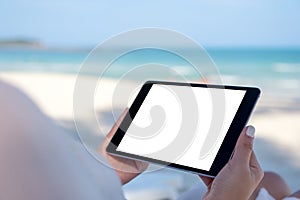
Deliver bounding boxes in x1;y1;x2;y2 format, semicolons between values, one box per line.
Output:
0;81;124;200
256;188;300;200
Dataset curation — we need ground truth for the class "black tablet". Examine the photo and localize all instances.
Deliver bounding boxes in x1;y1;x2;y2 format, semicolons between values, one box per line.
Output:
107;81;260;177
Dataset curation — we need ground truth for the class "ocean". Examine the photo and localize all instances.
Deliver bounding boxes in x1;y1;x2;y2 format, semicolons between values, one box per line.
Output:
0;48;300;99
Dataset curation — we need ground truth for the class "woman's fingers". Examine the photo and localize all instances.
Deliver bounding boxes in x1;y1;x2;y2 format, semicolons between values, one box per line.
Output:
232;126;263;182
106;108;129;139
99;108;128;152
250;152;264;181
232;126;255;166
199;175;213;187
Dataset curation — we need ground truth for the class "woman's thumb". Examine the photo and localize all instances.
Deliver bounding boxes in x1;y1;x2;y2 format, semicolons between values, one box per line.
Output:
232;126;255;165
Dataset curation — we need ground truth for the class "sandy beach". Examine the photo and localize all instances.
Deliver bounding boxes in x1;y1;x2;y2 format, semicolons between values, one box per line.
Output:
0;72;299;192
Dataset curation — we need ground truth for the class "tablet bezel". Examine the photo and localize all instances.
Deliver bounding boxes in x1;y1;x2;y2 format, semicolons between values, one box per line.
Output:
106;81;260;177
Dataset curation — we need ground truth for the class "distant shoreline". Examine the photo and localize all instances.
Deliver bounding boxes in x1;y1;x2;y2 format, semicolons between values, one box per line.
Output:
0;38;45;49
0;41;300;52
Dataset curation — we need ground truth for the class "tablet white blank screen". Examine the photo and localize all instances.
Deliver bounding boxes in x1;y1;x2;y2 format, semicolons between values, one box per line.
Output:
116;84;246;171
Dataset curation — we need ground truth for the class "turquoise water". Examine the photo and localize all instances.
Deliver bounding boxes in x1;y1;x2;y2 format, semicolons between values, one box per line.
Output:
1;48;300;97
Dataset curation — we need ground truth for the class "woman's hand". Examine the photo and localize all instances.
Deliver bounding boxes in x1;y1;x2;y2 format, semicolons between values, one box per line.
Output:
98;108;149;185
200;126;264;200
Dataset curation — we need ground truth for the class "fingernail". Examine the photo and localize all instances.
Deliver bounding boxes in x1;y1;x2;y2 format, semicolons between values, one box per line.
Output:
246;125;255;138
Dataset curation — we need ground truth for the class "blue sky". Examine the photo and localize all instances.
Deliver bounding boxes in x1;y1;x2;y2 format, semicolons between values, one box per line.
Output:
1;0;300;48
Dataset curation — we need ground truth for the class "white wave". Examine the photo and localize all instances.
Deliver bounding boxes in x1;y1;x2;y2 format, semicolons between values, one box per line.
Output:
171;65;194;76
273;63;300;73
0;61;80;72
278;79;300;89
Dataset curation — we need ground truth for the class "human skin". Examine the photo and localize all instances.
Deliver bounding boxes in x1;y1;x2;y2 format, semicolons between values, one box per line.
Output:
98;108;149;185
200;126;264;200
